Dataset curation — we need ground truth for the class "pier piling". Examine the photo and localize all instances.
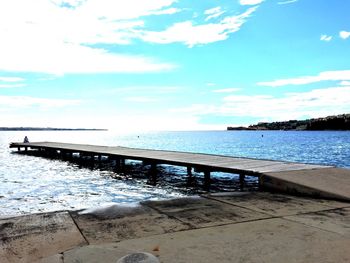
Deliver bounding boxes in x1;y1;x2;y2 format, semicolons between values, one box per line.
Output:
149;162;158;185
204;170;211;190
239;174;245;191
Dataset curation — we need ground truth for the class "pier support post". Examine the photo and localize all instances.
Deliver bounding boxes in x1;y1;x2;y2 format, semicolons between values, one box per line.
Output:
149;162;157;185
187;166;194;185
78;152;83;168
98;155;102;168
204;170;211;191
120;158;125;172
114;158;120;172
17;147;20;151
239;174;245;191
187;166;192;177
90;153;95;168
114;158;125;173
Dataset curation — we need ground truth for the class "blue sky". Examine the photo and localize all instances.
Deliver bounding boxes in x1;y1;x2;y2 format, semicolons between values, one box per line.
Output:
0;0;349;131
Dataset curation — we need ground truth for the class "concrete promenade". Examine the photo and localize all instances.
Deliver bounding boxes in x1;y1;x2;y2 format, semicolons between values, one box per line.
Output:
1;192;350;263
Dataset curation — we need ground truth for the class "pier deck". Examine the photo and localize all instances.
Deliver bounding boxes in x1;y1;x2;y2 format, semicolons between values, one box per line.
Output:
9;141;350;201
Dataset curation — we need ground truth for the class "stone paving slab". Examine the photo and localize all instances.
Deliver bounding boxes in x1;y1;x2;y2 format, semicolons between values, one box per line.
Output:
70;204;189;244
0;212;86;263
204;192;336;216
285;207;350;237
142;196;270;228
35;254;63;263
66;218;350;263
63;245;132;263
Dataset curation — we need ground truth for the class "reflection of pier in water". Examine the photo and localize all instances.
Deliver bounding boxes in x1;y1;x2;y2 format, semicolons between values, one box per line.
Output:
9;141;350;201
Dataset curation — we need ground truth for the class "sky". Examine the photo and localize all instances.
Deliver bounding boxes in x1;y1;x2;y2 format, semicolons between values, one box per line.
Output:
0;0;350;132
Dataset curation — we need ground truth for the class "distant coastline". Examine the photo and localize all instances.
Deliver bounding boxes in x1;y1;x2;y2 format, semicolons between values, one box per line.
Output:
0;127;108;131
227;114;350;131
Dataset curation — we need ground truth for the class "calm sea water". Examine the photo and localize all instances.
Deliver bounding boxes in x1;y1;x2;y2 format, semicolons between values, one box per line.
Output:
1;130;349;217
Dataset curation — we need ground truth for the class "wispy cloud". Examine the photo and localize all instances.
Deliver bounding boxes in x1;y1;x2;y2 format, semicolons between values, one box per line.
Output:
0;41;176;75
257;70;350;87
123;96;157;103
204;7;226;21
339;30;350;39
108;86;180;95
170;86;350;121
239;0;264;5
340;81;350;86
0;0;178;74
0;76;25;88
0;95;80;108
320;34;332;42
138;7;258;47
212;88;241;93
0;84;26;88
0;77;24;82
277;0;298;5
220;86;350;120
0;0;261;73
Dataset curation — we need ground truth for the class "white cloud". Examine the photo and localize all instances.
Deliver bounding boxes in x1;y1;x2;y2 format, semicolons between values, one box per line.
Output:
239;0;264;5
0;0;260;74
139;7;258;47
0;0;177;74
320;34;332;42
151;7;181;15
107;86;180;95
0;95;80;108
0;40;175;75
212;88;241;93
0;84;26;88
204;7;226;21
277;0;298;5
257;70;350;87
171;86;350;121
0;77;24;82
204;7;221;15
340;81;350;86
339;30;350;39
123;96;157;103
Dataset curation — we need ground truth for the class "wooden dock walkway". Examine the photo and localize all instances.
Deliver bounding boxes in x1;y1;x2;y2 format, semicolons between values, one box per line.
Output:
9;142;350;201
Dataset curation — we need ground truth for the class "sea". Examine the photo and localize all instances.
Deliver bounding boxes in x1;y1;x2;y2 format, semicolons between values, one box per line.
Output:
1;130;350;217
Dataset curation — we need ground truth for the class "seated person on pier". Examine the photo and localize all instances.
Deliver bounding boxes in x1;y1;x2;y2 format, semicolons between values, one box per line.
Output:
23;136;29;143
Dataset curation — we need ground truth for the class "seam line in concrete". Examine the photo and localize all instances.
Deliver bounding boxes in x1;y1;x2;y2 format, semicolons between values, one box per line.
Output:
163;216;279;234
67;211;90;246
202;195;350;218
201;194;276;216
141;203;194;229
280;216;350;238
